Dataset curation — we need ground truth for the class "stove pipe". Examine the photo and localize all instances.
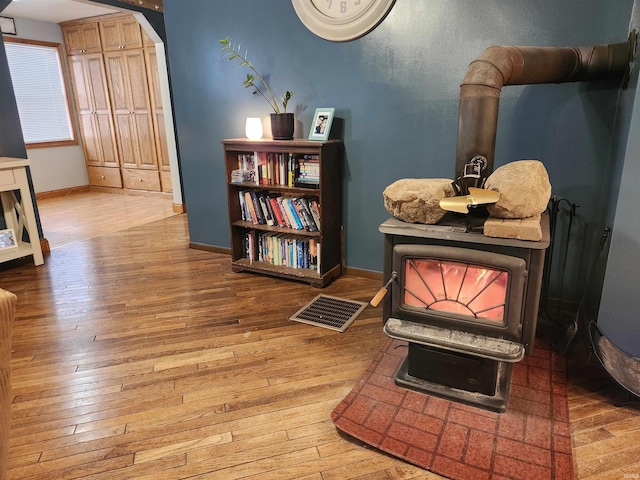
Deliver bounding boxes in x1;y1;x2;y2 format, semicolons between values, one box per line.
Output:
454;35;635;194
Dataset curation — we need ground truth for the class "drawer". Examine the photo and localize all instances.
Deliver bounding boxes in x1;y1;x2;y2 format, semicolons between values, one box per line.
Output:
121;168;161;191
87;166;122;188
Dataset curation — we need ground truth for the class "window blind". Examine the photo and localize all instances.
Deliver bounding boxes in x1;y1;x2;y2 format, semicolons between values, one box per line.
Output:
5;40;75;146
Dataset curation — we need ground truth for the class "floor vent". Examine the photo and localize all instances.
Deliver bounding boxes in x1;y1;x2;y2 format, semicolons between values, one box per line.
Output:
289;294;368;332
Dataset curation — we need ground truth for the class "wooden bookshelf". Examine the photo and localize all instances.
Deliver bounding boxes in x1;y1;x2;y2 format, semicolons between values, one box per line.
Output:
222;138;344;287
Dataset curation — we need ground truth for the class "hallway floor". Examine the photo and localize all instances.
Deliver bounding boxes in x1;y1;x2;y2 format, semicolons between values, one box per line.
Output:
36;191;178;250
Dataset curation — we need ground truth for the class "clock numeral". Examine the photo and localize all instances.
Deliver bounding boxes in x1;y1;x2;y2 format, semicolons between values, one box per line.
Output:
340;1;347;13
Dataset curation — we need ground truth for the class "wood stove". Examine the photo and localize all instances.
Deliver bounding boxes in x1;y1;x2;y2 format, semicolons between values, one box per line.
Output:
380;213;549;412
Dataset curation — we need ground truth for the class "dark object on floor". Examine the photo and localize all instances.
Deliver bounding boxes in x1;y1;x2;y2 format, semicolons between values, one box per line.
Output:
289;294;367;332
589;322;640;399
331;336;574;480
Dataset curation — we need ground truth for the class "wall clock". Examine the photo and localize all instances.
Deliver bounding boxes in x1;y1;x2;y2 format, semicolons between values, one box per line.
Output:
292;0;395;42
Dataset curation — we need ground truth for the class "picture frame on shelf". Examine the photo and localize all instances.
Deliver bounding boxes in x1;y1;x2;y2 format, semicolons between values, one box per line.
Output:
308;107;335;141
0;16;17;35
0;228;17;249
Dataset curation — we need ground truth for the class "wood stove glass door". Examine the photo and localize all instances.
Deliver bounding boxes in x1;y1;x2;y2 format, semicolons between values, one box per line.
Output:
392;244;527;340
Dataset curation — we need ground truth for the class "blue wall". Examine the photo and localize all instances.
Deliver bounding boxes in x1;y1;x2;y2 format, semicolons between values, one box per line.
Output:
164;0;635;301
595;3;640;357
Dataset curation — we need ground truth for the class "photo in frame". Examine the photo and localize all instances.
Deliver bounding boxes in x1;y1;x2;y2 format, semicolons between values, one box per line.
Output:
0;228;17;249
308;108;335;141
0;16;17;35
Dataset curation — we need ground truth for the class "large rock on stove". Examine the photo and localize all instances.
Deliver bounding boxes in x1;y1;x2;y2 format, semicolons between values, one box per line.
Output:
485;160;551;219
383;178;455;224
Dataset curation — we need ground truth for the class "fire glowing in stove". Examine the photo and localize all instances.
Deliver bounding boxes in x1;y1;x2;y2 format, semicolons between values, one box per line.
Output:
403;258;508;322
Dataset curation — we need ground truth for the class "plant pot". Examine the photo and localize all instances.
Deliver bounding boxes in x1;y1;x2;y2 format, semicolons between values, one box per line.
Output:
270;113;294;140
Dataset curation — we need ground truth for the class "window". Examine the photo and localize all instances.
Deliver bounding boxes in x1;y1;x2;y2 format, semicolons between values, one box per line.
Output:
4;37;77;148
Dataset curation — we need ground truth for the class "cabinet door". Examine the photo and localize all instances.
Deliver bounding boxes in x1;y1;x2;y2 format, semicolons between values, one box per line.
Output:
68;54;118;169
100;17;143;51
85;55;119;167
81;24;102;53
119;17;143;49
104;50;158;171
62;23;101;55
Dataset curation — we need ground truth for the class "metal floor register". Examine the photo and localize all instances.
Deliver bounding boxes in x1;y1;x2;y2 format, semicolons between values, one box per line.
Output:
289;295;368;332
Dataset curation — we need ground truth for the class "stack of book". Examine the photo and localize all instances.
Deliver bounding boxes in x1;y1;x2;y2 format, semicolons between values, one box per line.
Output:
294;155;320;188
231;169;253;183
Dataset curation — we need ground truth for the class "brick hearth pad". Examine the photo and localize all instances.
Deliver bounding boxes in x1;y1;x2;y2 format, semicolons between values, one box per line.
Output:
331;336;574;480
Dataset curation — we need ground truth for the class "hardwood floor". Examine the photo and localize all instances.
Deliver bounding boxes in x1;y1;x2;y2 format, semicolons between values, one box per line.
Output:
0;194;638;479
37;191;177;250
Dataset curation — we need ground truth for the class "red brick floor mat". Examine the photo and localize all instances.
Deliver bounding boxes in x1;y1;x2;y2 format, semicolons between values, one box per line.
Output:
331;336;574;480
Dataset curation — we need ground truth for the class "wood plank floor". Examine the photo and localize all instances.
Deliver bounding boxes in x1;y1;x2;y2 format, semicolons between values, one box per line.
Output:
0;192;638;479
37;191;177;250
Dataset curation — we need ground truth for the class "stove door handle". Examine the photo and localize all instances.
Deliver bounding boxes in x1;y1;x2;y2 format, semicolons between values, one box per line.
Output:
370;272;397;307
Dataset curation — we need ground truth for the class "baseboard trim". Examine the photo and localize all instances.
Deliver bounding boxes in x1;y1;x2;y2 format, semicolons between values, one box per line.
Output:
343;266;382;280
189;243;231;255
36;186;90;200
173;203;185;214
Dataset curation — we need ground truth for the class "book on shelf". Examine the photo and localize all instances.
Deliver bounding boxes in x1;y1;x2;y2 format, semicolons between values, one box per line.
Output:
291;198;315;232
235;154;256;184
295;197;319;232
309;238;318;270
282;197;303;230
243;191;259;224
268;194;286;228
238;191;248;221
244;230;255;263
308;197;321;228
257;193;274;226
245;230;320;272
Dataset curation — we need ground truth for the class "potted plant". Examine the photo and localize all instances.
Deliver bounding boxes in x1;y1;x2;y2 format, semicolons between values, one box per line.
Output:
220;37;294;140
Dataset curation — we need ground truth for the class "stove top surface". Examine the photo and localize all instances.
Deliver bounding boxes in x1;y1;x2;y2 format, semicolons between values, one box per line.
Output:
379;212;550;250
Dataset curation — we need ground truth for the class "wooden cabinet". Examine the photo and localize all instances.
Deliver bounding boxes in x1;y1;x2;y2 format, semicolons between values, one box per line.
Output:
61;14;170;194
222;139;344;287
104;49;158;174
62;22;101;54
67;53;122;187
99;16;143;51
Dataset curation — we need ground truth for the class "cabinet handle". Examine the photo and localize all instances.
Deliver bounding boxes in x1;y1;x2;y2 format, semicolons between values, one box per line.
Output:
101;175;106;179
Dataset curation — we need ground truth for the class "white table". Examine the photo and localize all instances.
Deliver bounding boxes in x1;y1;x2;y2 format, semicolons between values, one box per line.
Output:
0;158;44;266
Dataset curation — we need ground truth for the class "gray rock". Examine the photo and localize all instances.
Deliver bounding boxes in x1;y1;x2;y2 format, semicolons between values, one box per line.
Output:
383;178;455;224
485;160;551;219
